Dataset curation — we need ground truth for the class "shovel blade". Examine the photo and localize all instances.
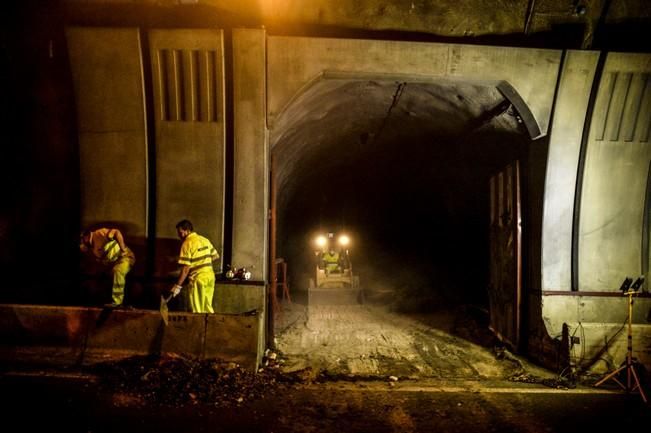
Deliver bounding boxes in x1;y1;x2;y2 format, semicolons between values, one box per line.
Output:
160;295;169;326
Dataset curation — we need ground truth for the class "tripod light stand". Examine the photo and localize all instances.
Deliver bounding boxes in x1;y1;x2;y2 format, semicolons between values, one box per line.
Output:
594;277;648;403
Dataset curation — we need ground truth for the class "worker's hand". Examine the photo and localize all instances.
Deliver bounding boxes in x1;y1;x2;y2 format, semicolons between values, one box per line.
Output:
171;284;182;297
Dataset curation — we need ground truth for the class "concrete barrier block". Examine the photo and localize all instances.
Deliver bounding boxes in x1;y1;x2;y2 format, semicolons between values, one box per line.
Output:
0;304;92;366
0;305;265;371
84;308;205;363
204;312;260;370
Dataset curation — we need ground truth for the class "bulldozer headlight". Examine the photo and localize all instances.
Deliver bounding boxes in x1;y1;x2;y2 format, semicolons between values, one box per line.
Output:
338;234;350;246
315;235;327;248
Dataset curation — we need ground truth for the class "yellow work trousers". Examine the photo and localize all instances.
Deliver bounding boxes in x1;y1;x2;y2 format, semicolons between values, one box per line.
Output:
111;250;135;305
188;271;215;314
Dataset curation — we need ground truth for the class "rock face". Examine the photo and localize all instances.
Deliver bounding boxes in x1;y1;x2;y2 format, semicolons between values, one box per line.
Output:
64;1;651;47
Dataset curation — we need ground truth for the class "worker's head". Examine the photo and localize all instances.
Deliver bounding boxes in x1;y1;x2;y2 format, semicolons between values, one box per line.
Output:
79;230;91;252
175;219;193;240
329;247;335;255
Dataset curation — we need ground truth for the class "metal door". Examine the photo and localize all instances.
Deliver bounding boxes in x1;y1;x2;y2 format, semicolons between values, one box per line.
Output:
488;161;522;349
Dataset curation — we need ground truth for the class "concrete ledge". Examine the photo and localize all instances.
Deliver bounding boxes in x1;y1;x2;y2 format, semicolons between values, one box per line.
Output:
565;322;651;373
214;282;265;314
0;304;262;370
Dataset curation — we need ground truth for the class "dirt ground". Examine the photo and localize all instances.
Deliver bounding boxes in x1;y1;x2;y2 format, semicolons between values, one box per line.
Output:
273;297;556;383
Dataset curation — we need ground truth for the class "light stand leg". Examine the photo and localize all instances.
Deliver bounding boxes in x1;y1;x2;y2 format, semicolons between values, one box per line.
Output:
595;363;626;389
629;364;648;403
594;291;648;403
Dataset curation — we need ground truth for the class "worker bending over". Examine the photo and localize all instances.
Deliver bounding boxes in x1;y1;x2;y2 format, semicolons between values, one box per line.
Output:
80;227;135;306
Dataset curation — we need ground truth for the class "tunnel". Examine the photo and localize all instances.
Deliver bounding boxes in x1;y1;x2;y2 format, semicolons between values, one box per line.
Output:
271;75;533;313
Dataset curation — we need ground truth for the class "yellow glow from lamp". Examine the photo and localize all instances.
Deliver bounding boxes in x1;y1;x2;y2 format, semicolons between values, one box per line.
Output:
338;234;350;246
315;235;327;248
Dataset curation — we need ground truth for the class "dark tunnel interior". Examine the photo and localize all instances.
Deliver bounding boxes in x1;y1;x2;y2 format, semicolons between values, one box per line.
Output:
272;78;531;310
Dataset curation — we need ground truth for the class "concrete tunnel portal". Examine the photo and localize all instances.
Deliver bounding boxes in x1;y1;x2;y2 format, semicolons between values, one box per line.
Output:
271;76;534;311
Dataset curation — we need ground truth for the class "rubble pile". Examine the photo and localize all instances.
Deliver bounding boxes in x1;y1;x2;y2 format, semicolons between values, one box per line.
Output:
88;352;307;407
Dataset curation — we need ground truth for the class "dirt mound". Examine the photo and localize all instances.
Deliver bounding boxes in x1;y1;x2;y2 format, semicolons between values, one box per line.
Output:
87;354;309;408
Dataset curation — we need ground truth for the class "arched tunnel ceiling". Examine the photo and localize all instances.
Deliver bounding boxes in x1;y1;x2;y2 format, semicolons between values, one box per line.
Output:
271;77;523;212
270;77;529;302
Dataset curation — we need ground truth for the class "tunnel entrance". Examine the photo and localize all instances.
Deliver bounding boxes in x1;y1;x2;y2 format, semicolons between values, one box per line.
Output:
269;76;533;377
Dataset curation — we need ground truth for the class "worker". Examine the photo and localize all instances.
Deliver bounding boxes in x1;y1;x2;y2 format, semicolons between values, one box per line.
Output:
171;219;219;313
322;247;341;274
79;227;135;306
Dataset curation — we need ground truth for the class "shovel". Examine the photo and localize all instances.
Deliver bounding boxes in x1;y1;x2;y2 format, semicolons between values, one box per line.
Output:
160;292;176;326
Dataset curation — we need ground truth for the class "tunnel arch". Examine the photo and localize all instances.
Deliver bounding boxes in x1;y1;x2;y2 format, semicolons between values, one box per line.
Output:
269;73;536;308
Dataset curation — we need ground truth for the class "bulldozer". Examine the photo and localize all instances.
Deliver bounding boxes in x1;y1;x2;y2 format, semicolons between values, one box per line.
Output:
308;232;363;305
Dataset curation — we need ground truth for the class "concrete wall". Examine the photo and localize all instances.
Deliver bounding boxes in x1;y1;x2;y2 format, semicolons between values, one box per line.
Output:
0;304;262;370
540;52;651;373
149;29;226;276
578;53;651;291
66;27;148;238
67;27;227;301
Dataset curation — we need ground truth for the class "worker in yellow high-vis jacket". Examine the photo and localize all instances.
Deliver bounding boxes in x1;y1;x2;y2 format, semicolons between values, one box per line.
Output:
80;227;135;306
322;247;341;274
171;220;219;313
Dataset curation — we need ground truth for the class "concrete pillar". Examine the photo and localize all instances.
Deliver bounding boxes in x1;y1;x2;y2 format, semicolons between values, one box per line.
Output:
541;50;600;291
232;29;268;281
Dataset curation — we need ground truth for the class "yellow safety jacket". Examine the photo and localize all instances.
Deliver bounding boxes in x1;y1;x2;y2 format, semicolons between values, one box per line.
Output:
323;251;340;272
89;228;125;265
178;232;219;277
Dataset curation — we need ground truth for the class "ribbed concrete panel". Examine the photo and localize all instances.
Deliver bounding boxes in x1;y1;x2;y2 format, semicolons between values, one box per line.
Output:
66;27;148;237
541;50;600;292
232;29;268;281
578;53;651;291
149;29;226;275
267;36;560;136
